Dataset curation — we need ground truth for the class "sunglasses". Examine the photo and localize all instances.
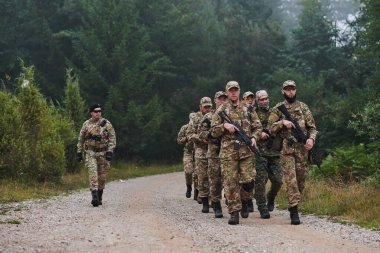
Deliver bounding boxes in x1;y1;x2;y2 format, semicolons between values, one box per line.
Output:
93;110;101;113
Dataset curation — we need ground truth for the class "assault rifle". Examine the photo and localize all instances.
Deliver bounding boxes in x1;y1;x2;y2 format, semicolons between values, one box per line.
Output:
277;104;308;145
218;111;261;157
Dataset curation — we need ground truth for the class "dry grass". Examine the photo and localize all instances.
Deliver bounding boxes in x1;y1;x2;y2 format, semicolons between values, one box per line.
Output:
275;179;380;229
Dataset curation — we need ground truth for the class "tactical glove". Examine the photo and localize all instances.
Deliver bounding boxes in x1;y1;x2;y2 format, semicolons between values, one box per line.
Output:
76;152;83;162
105;152;113;161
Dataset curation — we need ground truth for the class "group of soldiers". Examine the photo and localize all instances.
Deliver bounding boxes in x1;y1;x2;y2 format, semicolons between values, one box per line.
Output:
177;80;317;225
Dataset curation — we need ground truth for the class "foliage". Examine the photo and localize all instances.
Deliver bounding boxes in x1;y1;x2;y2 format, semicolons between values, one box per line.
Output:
16;63;67;183
62;68;86;173
312;141;380;183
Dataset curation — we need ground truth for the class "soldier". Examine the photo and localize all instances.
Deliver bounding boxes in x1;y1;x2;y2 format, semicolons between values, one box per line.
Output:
199;91;227;218
254;90;283;219
77;104;116;207
268;80;317;225
188;98;213;213
177;114;196;198
241;90;256;213
211;81;262;225
242;91;255;107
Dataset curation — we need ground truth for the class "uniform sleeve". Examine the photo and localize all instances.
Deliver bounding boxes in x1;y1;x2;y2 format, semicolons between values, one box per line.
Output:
77;122;87;153
304;105;318;142
177;125;187;145
106;122;116;152
211;111;225;138
187;117;201;143
268;108;284;134
250;111;262;140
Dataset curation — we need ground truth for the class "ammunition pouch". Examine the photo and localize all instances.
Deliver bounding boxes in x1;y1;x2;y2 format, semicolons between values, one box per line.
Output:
87;135;102;141
233;140;241;150
86;146;107;152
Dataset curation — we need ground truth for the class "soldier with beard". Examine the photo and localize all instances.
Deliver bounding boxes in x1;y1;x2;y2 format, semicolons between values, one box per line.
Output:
254;90;283;219
268;80;317;225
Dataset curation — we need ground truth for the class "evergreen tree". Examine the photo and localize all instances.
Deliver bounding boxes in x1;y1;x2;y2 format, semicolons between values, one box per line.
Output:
63;68;86;172
17;63;66;182
290;0;337;77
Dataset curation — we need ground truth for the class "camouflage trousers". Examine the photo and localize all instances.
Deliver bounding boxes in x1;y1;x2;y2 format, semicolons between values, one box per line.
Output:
254;156;283;211
183;150;195;185
221;156;256;214
195;157;209;198
208;158;222;202
281;150;309;208
85;150;110;190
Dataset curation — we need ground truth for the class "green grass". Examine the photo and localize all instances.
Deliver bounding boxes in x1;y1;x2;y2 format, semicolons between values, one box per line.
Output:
275;178;380;230
0;219;21;224
0;163;182;204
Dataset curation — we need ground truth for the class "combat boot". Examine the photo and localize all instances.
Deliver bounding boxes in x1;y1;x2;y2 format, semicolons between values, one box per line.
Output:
240;201;249;218
201;197;209;213
228;211;239;225
212;201;223;218
186;184;192;198
267;196;275;212
91;190;99;207
247;199;254;212
259;208;270;219
98;189;103;205
288;206;301;225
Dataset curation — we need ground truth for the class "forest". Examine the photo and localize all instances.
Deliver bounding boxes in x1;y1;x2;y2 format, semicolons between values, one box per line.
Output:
0;0;379;185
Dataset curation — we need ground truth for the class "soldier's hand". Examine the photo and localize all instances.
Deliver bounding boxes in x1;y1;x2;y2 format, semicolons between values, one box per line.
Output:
305;138;314;150
105;152;113;161
260;132;269;140
282;119;295;129
223;123;237;133
76;153;83;163
250;137;257;147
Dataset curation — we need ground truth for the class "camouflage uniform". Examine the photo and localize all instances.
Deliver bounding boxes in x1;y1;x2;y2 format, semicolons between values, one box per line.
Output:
211;100;262;214
268;100;317;208
177;124;195;186
77;117;116;191
254;105;283;213
199;111;222;203
188;111;209;199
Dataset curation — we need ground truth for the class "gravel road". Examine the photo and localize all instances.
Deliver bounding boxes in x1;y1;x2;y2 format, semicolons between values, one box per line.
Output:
0;172;379;253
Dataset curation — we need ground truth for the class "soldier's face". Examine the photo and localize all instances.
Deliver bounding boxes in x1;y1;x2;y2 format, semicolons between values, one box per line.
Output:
214;96;227;108
243;96;254;105
257;96;269;108
282;86;296;98
227;87;240;102
91;108;102;119
201;105;212;114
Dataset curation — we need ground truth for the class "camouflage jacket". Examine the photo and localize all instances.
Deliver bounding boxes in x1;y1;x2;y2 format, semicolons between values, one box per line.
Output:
268;100;317;153
211;99;262;159
77;117;116;153
255;106;281;157
177;124;194;152
198;111;221;159
188;111;208;158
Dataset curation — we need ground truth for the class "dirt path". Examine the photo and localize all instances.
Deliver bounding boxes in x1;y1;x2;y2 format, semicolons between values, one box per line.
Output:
0;172;379;253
